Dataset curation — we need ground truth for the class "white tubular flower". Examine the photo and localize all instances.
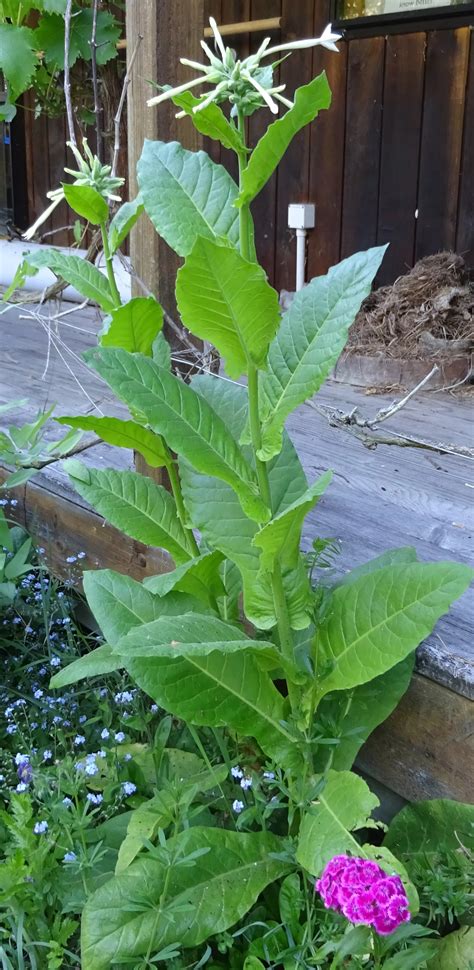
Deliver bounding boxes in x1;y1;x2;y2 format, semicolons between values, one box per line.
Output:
147;18;341;119
23;189;64;241
263;24;342;58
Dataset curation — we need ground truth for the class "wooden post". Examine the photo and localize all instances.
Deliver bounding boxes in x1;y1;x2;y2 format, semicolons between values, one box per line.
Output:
126;0;205;488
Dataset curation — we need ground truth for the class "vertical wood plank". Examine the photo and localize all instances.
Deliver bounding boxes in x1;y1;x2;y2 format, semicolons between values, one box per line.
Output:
415;28;470;260
456;31;473;271
376;33;425;284
307;0;347;279
274;0;315;292
24;95;51;232
248;0;282;283
340;36;385;259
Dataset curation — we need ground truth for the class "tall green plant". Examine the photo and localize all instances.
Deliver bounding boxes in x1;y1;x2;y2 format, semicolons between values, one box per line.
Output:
16;17;472;968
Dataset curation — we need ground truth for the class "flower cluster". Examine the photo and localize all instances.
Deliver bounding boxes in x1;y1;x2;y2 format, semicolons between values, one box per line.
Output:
316;854;411;936
148;17;341;118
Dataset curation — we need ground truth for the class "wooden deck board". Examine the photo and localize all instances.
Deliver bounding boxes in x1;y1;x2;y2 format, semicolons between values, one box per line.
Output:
1;302;473;703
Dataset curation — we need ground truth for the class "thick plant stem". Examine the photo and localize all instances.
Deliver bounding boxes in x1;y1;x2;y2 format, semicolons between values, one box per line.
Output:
236;111;297;711
100;222;121;308
167;459;200;557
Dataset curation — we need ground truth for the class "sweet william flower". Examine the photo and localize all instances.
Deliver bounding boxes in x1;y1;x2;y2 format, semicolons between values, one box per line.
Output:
316;854;410;936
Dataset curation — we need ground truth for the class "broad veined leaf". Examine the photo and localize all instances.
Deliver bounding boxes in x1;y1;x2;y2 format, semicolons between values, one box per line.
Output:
237;72;331;206
62;184;109;225
253;471;333;572
50;644;122;689
144;550;225;605
84;347;268;523
152;331;172;369
99;297;164;356
179;374;309;628
82;569;175;646
337;547;418;586
313;655;415;773
34;8;120;69
176;237;280;378
124;642;299;769
81;827;290;970
315;561;473;699
137;139;240;257
296;770;379;876
0;24;37;99
108;196;144;255
362;845;419;915
64;461;194;564
172;91;244;154
4;249;117;311
114;612;281;668
426;927;474;969
258;246;387;460
57;415;169;468
116;764;228;873
384;799;474;862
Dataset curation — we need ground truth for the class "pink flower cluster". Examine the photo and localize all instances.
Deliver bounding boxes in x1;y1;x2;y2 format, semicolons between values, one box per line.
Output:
315;854;410;936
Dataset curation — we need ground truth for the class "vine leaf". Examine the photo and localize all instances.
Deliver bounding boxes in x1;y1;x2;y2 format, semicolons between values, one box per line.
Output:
84;347;269;523
258;246;388;461
315;561;473;699
296;770;379;876
99;296;164;356
237;72;332;206
137;140;240;256
63;462;194;564
57;415;169;469
0;24;37;100
176;237;280;379
81;828;290;970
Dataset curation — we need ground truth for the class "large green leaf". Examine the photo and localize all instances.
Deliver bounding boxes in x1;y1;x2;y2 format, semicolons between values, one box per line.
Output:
81;569;172;645
176;237;280;379
258;247;387;461
64;462;194;564
50;644;122;689
237;72;331;207
124;639;299;769
427;927;474;969
253;471;333;572
34;8;119;69
315;561;472;699
384;799;474;862
62;184;109;225
313;656;415;773
4;249;116;311
137;140;240;257
81;827;289;970
144;551;225;605
172;91;244;154
99;297;164;356
296;770;379;876
337;547;418;586
57;415;169;468
179;374;309;628
114;612;280;667
84;347;268;523
0;24;37;99
108;196;144;255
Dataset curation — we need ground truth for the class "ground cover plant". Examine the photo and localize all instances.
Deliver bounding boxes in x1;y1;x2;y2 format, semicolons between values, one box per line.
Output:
3;16;474;970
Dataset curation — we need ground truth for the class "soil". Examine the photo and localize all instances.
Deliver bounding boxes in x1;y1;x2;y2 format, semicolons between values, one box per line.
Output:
347;252;474;361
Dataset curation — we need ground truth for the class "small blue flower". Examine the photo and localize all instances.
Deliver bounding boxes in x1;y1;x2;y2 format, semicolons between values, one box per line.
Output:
63;851;77;863
50;657;61;668
74;735;85;747
33;689;43;700
114;731;125;743
79;715;87;724
231;766;243;779
66;556;77;564
6;724;17;735
77;552;86;559
100;728;110;740
16;782;28;792
232;799;245;814
150;704;159;714
263;771;275;780
122;782;137;797
240;776;253;790
34;820;48;834
62;797;73;807
85;762;99;777
123;753;132;762
43;750;53;762
86;793;103;806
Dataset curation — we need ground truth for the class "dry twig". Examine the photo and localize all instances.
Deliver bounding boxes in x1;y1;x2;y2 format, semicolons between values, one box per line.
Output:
64;0;77;147
90;0;102;161
111;33;143;176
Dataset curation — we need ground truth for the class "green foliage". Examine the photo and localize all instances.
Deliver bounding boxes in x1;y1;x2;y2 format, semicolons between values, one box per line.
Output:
57;414;169;468
62;184;109;225
0;402;83;489
137;140;240;256
34;7;119;69
172;91;245;154
385;799;474;862
0;24;37;104
4;249;117;311
99;296;164;356
108;196;145;255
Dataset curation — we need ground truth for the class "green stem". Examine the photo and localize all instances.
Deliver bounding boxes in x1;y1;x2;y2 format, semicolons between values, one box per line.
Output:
236;110;298;714
167;458;200;557
100;221;121;308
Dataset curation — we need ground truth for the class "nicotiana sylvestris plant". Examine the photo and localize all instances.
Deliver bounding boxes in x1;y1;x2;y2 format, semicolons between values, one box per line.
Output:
12;17;471;969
